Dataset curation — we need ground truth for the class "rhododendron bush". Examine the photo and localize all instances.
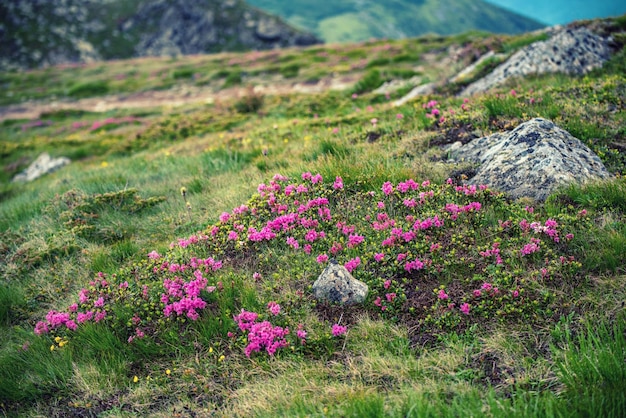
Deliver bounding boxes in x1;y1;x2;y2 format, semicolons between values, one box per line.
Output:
34;173;585;355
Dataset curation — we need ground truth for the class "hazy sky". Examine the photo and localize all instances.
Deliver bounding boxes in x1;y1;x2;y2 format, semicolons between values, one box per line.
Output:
484;0;626;25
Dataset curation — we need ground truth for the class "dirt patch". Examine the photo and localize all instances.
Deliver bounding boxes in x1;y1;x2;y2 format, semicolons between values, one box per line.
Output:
0;74;359;122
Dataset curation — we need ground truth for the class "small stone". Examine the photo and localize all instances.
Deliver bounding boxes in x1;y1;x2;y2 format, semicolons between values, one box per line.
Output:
12;152;70;182
312;260;369;305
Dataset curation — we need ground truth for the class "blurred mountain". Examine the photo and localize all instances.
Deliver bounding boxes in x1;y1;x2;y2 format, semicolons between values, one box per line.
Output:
0;0;320;70
484;0;626;25
246;0;545;43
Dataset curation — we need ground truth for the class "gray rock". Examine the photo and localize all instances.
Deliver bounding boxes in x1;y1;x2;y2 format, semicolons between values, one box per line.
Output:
12;152;70;182
374;76;422;95
461;28;613;96
449;51;507;84
450;118;611;201
312;260;369;305
392;82;436;107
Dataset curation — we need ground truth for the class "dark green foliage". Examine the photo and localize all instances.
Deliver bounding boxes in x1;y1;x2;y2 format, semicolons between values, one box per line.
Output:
279;63;300;78
234;89;264;113
351;69;384;94
555;317;626;418
58;188;166;242
0;284;26;326
223;70;243;88
366;58;391;68
39;109;94;120
172;67;195;80
67;80;110;98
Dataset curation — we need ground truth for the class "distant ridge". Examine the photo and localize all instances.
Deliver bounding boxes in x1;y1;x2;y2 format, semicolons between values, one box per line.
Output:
247;0;545;43
0;0;320;70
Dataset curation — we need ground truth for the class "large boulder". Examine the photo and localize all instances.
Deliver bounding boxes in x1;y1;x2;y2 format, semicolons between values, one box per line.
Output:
12;152;70;182
450;118;611;201
312;260;369;305
461;27;613;96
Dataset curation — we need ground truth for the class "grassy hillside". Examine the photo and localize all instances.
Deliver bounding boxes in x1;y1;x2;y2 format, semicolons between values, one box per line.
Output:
1;16;625;417
247;0;544;42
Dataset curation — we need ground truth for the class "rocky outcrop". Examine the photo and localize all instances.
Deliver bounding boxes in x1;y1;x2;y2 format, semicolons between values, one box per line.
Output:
449;118;611;201
0;0;321;70
392;83;436;107
312;260;369;305
12;153;70;182
460;28;613;96
131;0;320;58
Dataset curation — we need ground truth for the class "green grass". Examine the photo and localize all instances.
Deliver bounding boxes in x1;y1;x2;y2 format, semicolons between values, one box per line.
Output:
1;20;626;417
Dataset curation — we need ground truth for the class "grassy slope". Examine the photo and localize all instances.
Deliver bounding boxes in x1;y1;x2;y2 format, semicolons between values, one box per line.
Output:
247;0;544;42
1;17;625;417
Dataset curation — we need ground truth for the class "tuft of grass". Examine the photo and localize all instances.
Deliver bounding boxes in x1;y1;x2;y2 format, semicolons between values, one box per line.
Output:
554;316;626;418
351;69;384;94
67;80;110;98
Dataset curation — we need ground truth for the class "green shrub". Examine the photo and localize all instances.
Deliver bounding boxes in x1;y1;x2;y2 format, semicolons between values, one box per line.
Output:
279;63;300;78
234;88;264;114
351;69;384;94
67;80;109;98
172;68;195;80
223;70;243;88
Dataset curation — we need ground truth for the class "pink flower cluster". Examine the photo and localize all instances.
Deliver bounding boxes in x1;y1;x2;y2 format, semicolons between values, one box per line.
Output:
331;324;347;337
234;308;297;357
34;276;110;335
521;238;541;256
162;268;218;320
480;242;503;265
519;219;560;242
344;257;361;273
90;116;140;131
172;233;210;249
445;201;482;220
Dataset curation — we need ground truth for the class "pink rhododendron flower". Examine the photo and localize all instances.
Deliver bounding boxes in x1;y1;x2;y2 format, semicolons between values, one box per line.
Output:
344;257;361;273
332;324;347;337
267;301;281;316
316;254;329;264
438;289;449;300
460;303;471;315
